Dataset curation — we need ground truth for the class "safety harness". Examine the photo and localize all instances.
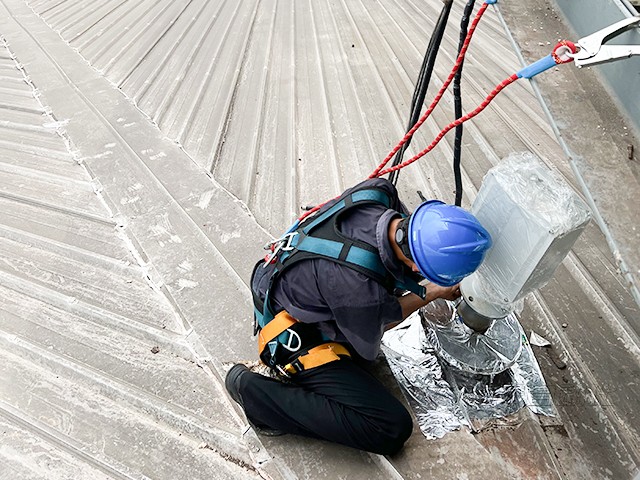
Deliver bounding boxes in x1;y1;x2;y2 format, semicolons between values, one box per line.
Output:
251;185;426;376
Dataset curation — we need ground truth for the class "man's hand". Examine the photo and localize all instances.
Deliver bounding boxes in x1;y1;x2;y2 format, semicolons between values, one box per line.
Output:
396;283;461;322
425;283;461;303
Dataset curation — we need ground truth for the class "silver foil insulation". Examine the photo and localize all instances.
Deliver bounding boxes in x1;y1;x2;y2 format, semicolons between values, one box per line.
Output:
381;300;555;439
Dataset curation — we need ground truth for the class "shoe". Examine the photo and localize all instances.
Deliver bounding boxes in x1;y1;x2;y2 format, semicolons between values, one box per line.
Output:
225;364;285;437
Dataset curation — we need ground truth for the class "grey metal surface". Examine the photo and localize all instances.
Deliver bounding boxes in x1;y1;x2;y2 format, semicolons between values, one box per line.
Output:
0;18;263;480
497;3;640;477
25;0;551;228
1;0;639;478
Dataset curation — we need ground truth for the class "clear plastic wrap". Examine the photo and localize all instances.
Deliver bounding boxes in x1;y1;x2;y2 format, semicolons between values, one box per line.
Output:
466;152;591;309
382;300;555;439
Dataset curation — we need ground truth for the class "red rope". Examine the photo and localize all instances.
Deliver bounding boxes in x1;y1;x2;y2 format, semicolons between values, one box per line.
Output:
299;2;491;223
296;5;560;223
375;74;519;177
368;2;490;179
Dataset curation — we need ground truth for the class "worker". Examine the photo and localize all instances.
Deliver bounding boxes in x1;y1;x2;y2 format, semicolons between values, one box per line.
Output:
225;177;492;455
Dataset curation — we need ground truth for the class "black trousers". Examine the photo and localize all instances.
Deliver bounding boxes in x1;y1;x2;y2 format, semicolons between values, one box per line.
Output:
237;358;413;455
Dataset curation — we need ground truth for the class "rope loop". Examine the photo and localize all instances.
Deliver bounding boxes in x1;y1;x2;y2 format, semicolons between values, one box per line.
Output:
552;40;577;64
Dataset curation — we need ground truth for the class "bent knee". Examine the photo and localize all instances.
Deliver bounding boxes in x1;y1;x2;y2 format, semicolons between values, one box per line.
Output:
371;406;413;455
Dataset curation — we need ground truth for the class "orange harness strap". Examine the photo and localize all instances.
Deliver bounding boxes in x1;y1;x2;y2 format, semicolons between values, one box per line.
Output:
258;311;297;354
282;342;351;376
257;311;350;375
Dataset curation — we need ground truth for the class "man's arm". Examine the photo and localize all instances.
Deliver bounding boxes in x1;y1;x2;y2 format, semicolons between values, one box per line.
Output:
385;283;461;330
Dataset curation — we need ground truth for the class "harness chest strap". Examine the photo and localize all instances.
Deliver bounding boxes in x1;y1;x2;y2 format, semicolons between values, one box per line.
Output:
258;311;351;374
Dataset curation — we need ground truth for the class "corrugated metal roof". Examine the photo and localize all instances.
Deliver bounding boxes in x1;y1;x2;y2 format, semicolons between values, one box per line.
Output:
0;32;261;480
29;0;561;229
1;0;639;478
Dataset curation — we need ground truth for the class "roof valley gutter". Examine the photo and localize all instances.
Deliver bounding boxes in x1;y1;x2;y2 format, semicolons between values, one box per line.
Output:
491;3;640;310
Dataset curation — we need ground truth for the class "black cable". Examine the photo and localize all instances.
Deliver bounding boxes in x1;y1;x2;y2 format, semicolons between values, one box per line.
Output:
453;0;476;206
389;0;453;186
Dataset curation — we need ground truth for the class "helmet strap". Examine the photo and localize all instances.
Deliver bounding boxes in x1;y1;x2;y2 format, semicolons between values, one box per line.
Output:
395;217;414;261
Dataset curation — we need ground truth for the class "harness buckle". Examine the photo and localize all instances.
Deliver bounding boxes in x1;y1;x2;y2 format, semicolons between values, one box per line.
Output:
262;232;299;267
280;232;298;251
275;364;292;379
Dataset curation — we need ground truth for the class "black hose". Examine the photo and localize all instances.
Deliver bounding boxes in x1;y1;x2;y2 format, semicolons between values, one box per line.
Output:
389;0;453;186
453;0;477;206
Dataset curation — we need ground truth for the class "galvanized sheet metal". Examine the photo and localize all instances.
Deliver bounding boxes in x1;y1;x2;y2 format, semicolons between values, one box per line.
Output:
0;32;260;480
1;0;639;478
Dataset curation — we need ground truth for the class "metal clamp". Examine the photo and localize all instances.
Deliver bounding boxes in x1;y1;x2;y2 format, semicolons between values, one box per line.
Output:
570;16;640;67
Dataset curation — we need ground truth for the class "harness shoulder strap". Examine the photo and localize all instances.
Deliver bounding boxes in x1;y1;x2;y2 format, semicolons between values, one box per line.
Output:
254;187;394;337
293;186;425;298
291;187;394;281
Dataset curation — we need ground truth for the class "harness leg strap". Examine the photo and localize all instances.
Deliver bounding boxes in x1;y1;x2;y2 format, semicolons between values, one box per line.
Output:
257;311;351;375
283;343;351;376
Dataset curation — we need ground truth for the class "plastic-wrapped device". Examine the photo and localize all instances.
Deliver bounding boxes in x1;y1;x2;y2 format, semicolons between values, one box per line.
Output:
460;152;591;328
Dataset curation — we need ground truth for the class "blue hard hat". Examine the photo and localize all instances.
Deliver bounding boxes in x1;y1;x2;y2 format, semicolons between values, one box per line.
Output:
407;200;492;286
